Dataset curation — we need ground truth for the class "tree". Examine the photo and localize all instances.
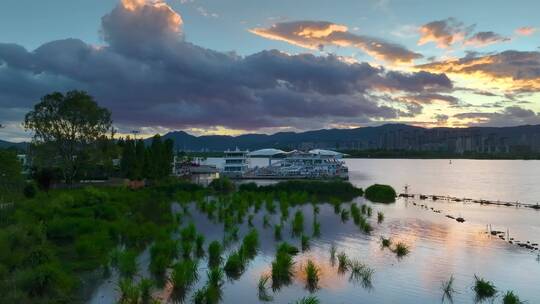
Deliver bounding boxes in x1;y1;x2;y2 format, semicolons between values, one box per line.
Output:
0;150;24;201
24;91;114;184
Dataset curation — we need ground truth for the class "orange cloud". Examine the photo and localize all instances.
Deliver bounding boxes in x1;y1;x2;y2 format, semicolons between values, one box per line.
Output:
515;26;537;36
418;18;470;48
120;0;182;33
250;21;422;64
416;51;540;92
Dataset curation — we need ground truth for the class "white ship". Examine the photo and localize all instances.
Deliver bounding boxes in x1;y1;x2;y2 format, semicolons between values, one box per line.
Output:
240;149;349;180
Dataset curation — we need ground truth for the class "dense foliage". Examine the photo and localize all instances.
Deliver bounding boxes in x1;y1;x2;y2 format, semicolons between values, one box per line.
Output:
364;184;396;203
118;135;174;180
0;149;24;201
240;180;363;201
0;185;176;303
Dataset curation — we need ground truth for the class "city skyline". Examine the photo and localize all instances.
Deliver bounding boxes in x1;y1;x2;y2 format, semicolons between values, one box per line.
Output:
1;0;540;142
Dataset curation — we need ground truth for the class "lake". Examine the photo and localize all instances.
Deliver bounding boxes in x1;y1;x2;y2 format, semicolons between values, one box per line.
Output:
89;159;540;303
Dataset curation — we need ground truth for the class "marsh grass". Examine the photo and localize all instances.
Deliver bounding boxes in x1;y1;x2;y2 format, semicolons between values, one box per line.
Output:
312;220;321;238
380;237;392;248
441;275;456;302
503;291;523;304
207;241;222;268
118;278;140;304
170;259;199;301
138;278;154;304
348;259;374;288
248;214;254;227
337;252;349;274
301;234;310;252
340;209;350;222
274;224;282;241
195;235;205;258
329;244;337;266
292;210;304;236
242;229;260;258
117;250;138;279
263;214;271;229
258;274;273;302
304;260;320;292
393;242;409;257
377;211;384;224
367;207;373;217
224;250;246;280
473;275;497;300
271;249;294;291
293;296;320;304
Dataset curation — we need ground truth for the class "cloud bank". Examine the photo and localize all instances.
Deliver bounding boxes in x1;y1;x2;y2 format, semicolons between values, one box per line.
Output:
0;0;451;135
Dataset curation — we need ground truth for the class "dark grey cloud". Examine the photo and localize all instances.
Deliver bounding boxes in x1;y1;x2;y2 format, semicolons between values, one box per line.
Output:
454;106;540;126
0;0;452;136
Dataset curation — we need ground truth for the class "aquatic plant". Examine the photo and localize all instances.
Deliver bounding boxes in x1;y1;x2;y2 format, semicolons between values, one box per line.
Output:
242;229;260;258
293;296;320;304
205;267;224;303
274;224;283;240
360;221;373;233
192;288;206;304
265;199;276;214
364;184;397;203
340;209;350;222
441;275;456;303
304;259;320;292
248;214;254;227
117;250;138;279
258;274;273;302
196;234;205;258
393;242;410;257
271;249;295;290
367;206;373;217
224;250;246;279
181;240;193;259
263;214;271;228
292;210;305;236
207;241;223;268
473;275;497;300
280;199;290;219
332;198;342;215
377;211;384;224
313;205;320;215
170;259;199;295
277;242;299;256
380;237;392;248
330;244;337;265
503;290;523;304
180;223;197;243
337;252;349;273
361;204;367;215
138;278;154;304
118;278;140;304
312;219;321;238
348;259;374;288
301;234;310;251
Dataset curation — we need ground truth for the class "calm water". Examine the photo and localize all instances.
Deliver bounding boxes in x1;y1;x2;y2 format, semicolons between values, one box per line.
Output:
89;159;540;304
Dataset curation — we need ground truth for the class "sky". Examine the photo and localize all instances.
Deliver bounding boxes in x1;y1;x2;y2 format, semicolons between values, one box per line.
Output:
0;0;539;141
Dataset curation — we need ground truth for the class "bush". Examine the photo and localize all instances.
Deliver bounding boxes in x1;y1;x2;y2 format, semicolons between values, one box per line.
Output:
23;183;38;198
208;177;235;194
364;184;396;203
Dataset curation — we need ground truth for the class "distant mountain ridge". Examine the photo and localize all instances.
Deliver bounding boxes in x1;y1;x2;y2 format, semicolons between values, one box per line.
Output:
155;123;540;153
0;139;27;150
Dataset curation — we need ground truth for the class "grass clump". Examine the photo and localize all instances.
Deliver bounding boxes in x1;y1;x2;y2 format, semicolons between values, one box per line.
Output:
293;296;320;304
224;251;246;280
503;291;523;304
312;220;321;238
241;229;260;258
473;275;497;300
292;210;304;236
301;234;310;252
195;234;205;258
441;275;456;302
364;184;397;203
340;209;350;222
258;274;273;302
272;243;296;290
207;241;222;268
274;224;282;241
337;252;349;274
304;260;320;292
393;242;410;257
170;259;199;301
348;259;374;288
380;237;392;248
330;244;337;265
377;211;384;223
117;249;138;278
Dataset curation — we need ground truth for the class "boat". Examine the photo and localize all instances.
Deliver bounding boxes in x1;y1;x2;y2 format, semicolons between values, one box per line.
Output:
240;149;349;180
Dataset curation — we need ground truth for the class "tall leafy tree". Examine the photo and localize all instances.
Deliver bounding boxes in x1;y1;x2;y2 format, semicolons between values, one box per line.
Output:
24;91;114;184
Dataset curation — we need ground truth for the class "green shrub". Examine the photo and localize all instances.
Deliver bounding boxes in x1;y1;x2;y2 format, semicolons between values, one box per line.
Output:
503;291;522;304
364;184;397;203
292;210;304;236
208;177;235;194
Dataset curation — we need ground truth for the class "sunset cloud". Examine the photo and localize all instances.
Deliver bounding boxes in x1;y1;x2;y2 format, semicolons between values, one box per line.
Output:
515;26;536;36
454;106;540;126
250;21;423;64
418;18;508;48
416;50;540;92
